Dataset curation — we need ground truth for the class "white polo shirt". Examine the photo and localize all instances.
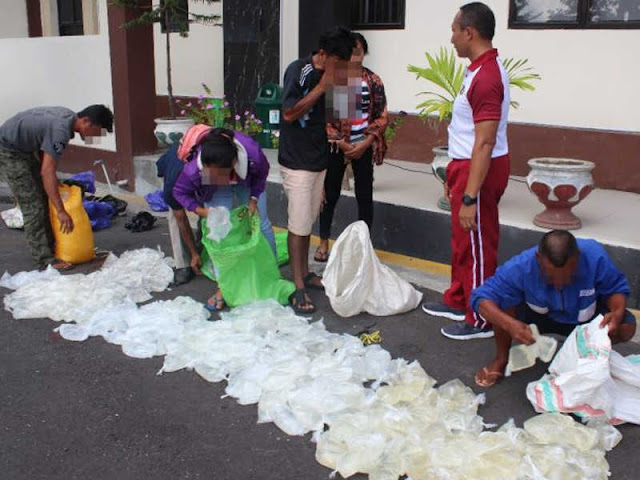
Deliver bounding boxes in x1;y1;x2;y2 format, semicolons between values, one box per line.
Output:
448;49;510;160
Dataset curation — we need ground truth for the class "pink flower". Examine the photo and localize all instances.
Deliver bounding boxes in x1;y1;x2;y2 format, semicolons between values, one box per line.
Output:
224;101;230;107
180;110;186;115
250;114;255;119
175;99;181;104
244;110;250;116
186;102;192;107
235;114;241;121
205;104;214;110
257;119;262;124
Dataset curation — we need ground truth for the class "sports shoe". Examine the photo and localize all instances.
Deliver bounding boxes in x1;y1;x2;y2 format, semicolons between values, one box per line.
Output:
422;301;465;321
441;323;494;340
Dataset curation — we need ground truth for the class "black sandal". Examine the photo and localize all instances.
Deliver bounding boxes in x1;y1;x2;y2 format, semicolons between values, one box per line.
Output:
313;248;329;263
289;289;316;314
303;272;324;291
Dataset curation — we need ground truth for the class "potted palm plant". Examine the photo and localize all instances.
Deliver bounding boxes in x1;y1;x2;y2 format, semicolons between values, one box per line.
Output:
112;0;222;147
408;47;541;210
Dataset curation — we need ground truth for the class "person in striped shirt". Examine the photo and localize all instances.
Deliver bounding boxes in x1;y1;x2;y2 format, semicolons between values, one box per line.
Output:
315;32;389;262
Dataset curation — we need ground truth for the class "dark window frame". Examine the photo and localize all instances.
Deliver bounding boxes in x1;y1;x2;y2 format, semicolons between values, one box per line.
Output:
509;0;640;29
160;0;190;34
350;0;406;30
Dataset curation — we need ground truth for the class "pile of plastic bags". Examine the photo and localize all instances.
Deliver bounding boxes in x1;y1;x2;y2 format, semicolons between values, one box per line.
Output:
0;252;621;480
1;248;173;322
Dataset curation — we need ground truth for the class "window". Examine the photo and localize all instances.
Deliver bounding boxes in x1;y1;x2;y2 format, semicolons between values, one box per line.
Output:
509;0;640;29
160;0;190;34
351;0;405;30
57;0;84;36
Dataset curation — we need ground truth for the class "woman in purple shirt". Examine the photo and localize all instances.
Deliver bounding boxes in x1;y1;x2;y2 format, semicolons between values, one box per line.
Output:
173;128;276;310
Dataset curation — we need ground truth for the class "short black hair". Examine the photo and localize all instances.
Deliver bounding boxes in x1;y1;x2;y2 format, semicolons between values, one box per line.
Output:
538;230;579;268
318;26;355;61
352;32;368;55
459;2;495;41
200;128;236;167
77;104;114;132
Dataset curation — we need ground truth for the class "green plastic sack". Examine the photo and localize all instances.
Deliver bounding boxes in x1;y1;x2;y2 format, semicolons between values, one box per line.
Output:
200;206;294;307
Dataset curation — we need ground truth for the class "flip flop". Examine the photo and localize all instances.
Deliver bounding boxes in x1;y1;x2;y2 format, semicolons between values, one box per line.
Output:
313;248;329;263
303;272;324;291
474;367;504;388
289;288;316;315
204;295;226;312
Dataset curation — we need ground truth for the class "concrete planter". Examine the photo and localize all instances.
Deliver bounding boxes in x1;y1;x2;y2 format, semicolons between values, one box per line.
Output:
431;146;451;211
526;157;595;230
154;117;194;148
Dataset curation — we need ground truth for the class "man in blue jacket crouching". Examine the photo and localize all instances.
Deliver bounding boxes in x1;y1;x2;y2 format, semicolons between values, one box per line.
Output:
471;229;636;387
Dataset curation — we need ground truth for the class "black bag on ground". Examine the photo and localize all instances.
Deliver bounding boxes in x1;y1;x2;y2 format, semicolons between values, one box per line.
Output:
125;212;156;232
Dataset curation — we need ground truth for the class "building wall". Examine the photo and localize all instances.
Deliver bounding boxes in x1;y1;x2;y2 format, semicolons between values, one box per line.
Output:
279;0;640;133
0;0;115;151
0;1;29;39
153;0;224;99
363;0;640;132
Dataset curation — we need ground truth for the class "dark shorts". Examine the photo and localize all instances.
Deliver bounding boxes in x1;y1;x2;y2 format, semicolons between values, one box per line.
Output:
517;301;636;337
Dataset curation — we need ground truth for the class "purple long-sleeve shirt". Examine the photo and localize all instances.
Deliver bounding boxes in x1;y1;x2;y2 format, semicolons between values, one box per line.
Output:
172;131;270;212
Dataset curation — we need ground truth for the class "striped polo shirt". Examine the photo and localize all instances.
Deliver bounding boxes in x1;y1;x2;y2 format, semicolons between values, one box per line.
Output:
350;79;370;143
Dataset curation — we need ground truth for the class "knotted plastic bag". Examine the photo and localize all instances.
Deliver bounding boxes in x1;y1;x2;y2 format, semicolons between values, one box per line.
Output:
205;206;232;241
505;324;558;376
323;221;422;317
200;206;294;307
49;184;95;264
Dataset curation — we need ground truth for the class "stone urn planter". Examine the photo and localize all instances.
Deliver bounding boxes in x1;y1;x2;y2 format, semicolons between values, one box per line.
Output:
154;117;194;148
526;157;595;230
431;146;452;211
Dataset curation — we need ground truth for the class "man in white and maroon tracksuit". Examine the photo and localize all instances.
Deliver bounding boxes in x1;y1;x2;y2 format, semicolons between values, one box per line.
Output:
422;2;510;340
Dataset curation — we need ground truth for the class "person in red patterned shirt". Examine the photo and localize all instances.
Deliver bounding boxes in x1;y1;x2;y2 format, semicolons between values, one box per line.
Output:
422;2;511;340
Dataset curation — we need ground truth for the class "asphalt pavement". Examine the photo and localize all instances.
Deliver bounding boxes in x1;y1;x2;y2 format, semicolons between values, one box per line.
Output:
1;201;638;480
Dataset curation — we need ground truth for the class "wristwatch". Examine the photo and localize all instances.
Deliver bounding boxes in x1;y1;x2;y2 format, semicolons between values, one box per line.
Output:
462;194;477;206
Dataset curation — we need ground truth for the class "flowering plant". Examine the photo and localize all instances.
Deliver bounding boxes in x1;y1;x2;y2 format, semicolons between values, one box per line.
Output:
233;111;263;137
177;84;264;137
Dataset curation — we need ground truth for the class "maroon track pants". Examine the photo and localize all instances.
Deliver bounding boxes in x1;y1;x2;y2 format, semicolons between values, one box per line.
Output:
443;155;510;328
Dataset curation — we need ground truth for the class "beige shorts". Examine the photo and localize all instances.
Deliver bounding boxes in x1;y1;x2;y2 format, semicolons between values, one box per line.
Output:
280;166;326;236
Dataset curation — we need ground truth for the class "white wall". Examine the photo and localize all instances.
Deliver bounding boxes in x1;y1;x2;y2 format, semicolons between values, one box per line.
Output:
0;0;29;39
154;0;224;97
280;0;299;83
0;0;115;151
280;0;640;133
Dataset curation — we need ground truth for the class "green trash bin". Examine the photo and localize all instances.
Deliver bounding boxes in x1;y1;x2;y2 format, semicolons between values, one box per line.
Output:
255;83;282;148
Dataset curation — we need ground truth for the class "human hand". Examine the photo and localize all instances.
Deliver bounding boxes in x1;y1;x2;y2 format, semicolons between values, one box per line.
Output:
190;253;202;274
248;197;258;215
458;204;477;231
509;321;536;346
195;206;210;218
600;310;623;335
319;57;336;91
57;209;74;234
344;141;369;161
337;139;352;154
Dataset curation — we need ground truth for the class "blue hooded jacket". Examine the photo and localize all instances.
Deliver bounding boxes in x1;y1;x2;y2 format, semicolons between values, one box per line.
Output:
470;239;629;325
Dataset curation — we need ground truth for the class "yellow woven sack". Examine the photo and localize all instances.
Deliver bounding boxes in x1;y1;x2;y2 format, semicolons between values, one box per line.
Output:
49;184;95;264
